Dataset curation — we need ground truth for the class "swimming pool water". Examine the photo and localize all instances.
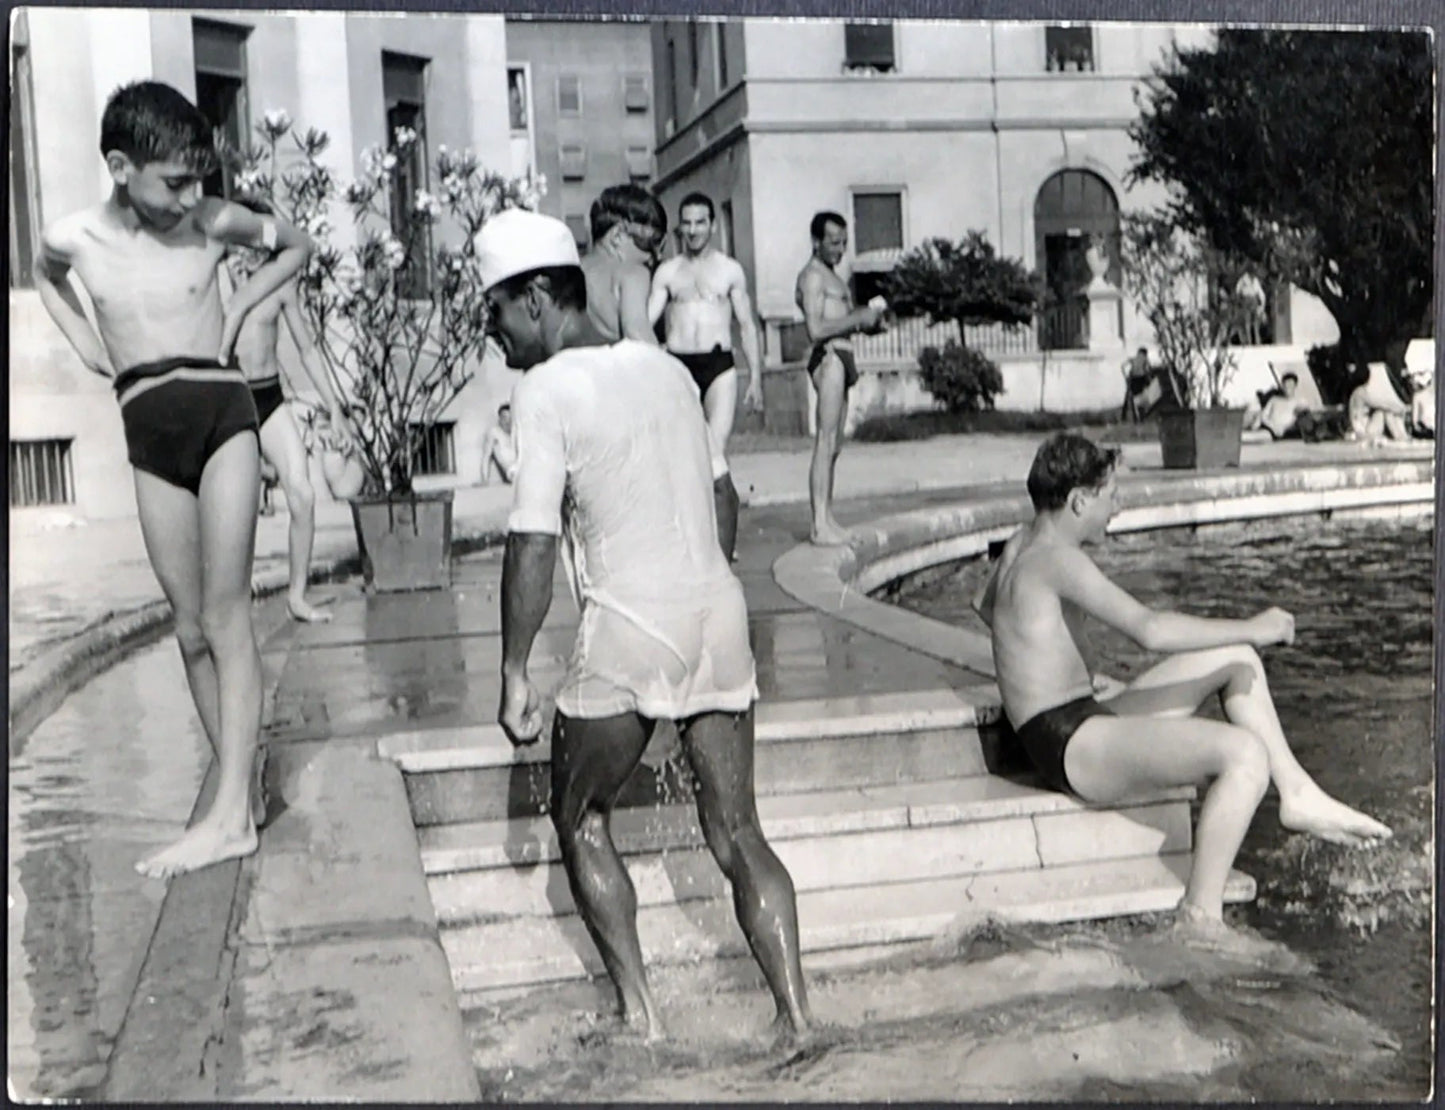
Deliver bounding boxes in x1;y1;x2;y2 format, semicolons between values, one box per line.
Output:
890;513;1435;1087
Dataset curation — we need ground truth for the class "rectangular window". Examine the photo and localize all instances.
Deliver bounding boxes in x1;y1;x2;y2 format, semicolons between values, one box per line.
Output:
382;51;430;297
624;73;650;113
687;20;700;88
720;198;734;255
409;422;455;477
625;145;651;183
507;65;529;131
564;214;590;249
10;439;76;507
192;18;250;198
1045;26;1095;72
844;22;895;73
666;38;679;130
557;74;582;116
559;142;587;181
716;23;729;89
9;23;41;289
852;191;904;254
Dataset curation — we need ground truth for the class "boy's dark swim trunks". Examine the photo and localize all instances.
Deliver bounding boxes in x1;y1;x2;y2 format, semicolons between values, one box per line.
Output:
1014;694;1118;794
248;374;286;427
115;357;259;496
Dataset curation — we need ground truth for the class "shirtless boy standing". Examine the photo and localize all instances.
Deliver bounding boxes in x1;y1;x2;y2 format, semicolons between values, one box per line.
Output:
34;81;312;878
976;434;1391;952
580;184;666;343
794;211;886;546
229;196;351;623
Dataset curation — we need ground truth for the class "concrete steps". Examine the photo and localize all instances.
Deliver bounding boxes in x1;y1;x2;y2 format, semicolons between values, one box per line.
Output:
380;690;996;826
440;855;1257;994
379;688;1255;997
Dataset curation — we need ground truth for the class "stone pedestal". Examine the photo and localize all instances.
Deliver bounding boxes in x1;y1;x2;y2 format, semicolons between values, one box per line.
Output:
1086;280;1125;352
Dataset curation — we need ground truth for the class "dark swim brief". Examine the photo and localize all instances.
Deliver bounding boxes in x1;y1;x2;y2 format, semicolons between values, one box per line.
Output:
1014;695;1118;794
673;346;735;399
807;343;860;390
114;357;259;496
248;374;286;427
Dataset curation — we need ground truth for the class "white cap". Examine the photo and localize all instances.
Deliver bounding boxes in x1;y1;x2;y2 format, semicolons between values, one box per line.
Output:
473;208;581;293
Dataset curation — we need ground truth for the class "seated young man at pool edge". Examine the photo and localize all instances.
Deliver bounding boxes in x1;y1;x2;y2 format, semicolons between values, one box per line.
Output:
975;434;1391;952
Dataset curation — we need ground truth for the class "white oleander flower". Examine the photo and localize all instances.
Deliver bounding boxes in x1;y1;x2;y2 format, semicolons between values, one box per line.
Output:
414;190;440;218
381;152;398;173
384;236;406;270
261;109;292;137
392;126;418;150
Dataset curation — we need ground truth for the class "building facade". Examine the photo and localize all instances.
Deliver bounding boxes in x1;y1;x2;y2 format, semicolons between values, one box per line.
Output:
503;18;656;250
9;9;518;520
649;19;1339;416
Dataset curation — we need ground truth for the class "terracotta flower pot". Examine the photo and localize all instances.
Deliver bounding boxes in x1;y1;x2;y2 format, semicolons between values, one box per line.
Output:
1157;408;1246;470
349;490;454;592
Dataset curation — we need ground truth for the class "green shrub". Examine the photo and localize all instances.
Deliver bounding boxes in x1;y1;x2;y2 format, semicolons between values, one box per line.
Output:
917;341;1004;414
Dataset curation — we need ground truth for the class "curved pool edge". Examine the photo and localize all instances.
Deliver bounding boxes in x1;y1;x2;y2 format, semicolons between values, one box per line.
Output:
773;459;1437;719
7;529;507;757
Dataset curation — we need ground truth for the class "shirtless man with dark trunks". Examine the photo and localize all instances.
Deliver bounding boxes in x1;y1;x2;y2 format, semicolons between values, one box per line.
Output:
977;433;1392;954
580;183;665;344
34;81;311;878
794;211;886;546
649;192;762;559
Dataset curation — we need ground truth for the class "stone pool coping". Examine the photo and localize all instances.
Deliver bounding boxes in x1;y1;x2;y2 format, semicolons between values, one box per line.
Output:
774;458;1437;706
7;531;506;756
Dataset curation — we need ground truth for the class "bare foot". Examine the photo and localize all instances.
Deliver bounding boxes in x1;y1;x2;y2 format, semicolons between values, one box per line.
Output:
1279;784;1393;846
136;816;258;879
768;1011;819;1051
1170;903;1293;963
287;595;335;623
809;520;852;546
575;1011;663;1049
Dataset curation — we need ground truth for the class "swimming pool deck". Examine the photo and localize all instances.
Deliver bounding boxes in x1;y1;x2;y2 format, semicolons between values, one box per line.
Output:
11;434;1435;1100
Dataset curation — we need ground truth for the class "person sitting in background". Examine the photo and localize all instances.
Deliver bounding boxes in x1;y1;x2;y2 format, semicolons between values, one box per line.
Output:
1245;372;1311;439
482;402;518;484
1347;361;1412;444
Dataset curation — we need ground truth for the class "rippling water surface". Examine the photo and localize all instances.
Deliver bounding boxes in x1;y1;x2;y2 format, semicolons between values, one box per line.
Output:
7;641;209;1100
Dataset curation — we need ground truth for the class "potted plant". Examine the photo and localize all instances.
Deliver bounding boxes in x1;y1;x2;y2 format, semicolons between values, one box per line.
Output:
1119;210;1260;469
233;112;542;590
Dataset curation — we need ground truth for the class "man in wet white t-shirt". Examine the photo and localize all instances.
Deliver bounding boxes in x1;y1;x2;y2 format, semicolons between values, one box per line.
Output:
476;208;812;1046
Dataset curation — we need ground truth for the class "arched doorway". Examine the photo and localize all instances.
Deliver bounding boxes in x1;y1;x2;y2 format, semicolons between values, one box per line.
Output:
1034;169;1119;350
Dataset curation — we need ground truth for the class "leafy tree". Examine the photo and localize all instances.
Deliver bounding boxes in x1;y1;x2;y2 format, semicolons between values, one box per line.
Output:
883;231;1039;334
1129;29;1434;364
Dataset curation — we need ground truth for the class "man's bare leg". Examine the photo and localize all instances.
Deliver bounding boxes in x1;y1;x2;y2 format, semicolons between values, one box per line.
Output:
809;355;850;545
681;708;812;1042
702;367;740;458
704;369;743;560
137;433;264;878
260;408;332;623
1066;714;1270;928
1103;645;1392;844
550;711;663;1040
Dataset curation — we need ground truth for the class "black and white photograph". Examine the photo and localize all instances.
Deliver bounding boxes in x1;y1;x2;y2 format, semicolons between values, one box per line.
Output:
7;6;1437;1102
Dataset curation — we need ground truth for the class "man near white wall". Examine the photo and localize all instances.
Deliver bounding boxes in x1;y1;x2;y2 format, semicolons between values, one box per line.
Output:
794;211;886;545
